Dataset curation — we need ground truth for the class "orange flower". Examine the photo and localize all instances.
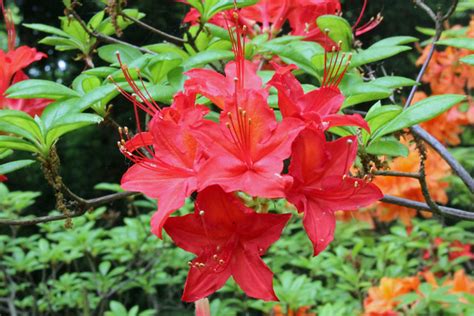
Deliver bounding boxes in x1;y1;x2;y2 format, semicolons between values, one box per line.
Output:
363;277;420;316
371;138;450;226
422;270;474;303
415;16;474;145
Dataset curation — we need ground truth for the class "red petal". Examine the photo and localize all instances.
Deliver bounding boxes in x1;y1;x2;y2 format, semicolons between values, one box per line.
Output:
224;60;262;92
184;68;230;109
121;164;196;237
324;114;370;132
231;247;279;301
268;63;304;118
288;127;328;183
301;200;336;255
241;213;291;254
301;86;344;116
182;254;232;302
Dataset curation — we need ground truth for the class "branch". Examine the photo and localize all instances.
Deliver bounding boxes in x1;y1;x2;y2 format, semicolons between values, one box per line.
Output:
0;192;138;226
405;0;453;109
68;9;155;55
381;195;474;220
119;12;186;45
373;170;421;179
412;125;474;193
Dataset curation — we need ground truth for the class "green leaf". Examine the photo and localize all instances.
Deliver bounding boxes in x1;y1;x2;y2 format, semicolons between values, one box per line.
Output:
350;46;412;68
317;15;353;51
370;36;418;48
183;49;234;69
96;9;145;36
362;103;402;144
98;44;143;65
437;38;474;50
23;23;69;37
202;0;258;22
83;67;118;78
39;36;82;51
76;84;119;112
88;11;105;30
0;160;35;175
264;41;323;77
0;110;43;142
371;76;418;89
460;54;474;65
6;80;80;100
341;81;392;108
143;43;189;60
0;136;39;153
366;138;409;157
372;94;466;141
45;114;103;148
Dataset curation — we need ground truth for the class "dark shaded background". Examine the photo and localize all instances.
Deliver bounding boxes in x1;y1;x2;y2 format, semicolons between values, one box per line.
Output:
4;0;472;211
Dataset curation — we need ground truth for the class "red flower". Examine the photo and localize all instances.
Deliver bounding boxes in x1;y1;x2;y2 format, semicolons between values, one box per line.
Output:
184;58;263;110
285;128;382;255
164;186;291;302
116;58;207;238
287;0;341;48
239;0;291;35
268;56;369;132
186;15;304;197
192;88;303;198
0;0;50;116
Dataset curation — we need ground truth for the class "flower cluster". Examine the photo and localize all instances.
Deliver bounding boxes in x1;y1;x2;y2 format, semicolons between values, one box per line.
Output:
364;270;474;315
117;6;382;302
0;0;50;117
416;16;474;145
180;0;381;47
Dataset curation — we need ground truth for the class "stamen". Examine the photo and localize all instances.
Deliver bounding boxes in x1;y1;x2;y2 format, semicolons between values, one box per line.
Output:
322;43;352;88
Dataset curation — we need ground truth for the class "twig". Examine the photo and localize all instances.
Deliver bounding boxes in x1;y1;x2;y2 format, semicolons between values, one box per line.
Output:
381;195;474;220
413;129;444;214
0;192;138;226
412;125;474;193
68;9;155;55
373;170;421;179
120;12;186;45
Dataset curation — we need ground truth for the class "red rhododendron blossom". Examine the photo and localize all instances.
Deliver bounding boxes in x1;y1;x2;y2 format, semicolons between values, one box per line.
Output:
164;186;291;302
268;53;369;132
287;0;341;48
0;0;50;116
192;88;303;197
184;59;262;109
116;60;207;238
285;128;383;255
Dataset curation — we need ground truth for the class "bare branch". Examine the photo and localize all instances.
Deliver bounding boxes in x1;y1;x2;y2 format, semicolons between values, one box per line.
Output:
381;195;474;220
412;125;474;193
119;12;186;45
0;192;139;226
373;170;421;179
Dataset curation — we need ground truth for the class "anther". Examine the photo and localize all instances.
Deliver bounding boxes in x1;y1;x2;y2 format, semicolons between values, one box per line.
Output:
219;259;225;265
213;254;218;260
347;139;353;144
199;210;205;216
354;181;359;188
198;263;206;268
187;261;193;266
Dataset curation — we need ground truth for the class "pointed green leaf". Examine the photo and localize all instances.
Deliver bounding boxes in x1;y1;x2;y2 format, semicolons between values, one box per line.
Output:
6;80;80;100
0;160;36;175
372;94;466;141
